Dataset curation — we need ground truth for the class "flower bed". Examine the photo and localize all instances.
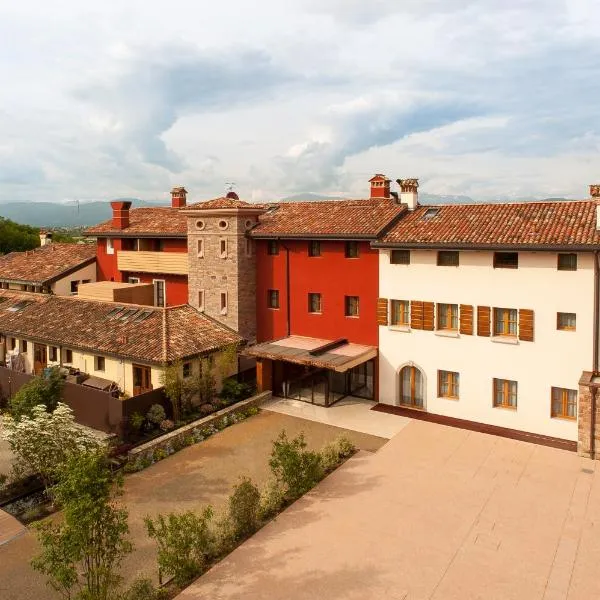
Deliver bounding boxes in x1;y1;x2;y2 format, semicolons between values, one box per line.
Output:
124;392;271;473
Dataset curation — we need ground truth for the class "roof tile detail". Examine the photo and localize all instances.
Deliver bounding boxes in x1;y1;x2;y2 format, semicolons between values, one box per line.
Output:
251;198;405;238
186;196;260;210
0;291;242;364
0;243;96;285
84;207;187;237
380;200;600;248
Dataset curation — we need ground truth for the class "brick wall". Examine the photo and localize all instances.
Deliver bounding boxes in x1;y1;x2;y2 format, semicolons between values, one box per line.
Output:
578;371;600;459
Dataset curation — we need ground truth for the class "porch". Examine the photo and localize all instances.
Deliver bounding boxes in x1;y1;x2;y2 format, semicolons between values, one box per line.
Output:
244;335;377;407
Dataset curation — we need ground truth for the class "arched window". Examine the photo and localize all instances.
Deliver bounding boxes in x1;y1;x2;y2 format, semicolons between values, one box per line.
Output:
399;366;424;408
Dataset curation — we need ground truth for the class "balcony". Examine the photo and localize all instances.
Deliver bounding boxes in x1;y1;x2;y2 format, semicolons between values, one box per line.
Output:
117;251;188;276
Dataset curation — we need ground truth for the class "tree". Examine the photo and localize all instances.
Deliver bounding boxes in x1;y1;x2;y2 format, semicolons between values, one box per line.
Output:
31;450;132;600
159;361;184;423
1;403;102;491
0;217;39;254
9;367;64;420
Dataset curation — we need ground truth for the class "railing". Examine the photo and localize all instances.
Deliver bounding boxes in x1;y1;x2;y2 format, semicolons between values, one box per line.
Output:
117;250;188;275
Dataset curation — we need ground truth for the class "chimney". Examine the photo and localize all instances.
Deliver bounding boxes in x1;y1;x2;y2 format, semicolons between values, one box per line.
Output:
369;174;391;199
171;186;187;208
110;200;132;230
39;230;52;246
591;184;600;229
397;178;419;211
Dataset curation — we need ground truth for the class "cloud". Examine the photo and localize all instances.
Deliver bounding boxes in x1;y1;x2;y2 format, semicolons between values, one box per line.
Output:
75;44;299;172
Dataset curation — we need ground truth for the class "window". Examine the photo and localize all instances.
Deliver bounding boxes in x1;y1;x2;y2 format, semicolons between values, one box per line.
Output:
438;370;459;399
308;241;321;257
154;280;166;307
494;252;518;269
220;292;228;315
218;220;228;230
9;337;15;350
95;356;105;372
65;349;73;364
437;251;459;266
198;290;205;312
308;293;322;314
267;240;279;255
390;250;410;265
49;346;58;362
106;238;114;255
345;295;359;317
219;238;227;258
197;239;204;258
20;339;28;353
437;303;458;330
493;378;517;409
196;219;205;230
267;289;280;309
183;362;192;378
390;300;409;326
70;281;79;295
423;208;440;220
345;241;359;258
551;387;577;419
82;279;91;285
493;308;517;336
557;312;576;331
558;253;577;271
128;277;140;284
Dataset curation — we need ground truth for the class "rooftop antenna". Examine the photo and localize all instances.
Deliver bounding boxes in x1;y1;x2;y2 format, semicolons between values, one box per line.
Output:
225;182;236;193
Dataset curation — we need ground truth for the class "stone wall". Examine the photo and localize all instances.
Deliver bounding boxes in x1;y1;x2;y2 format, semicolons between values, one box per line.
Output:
127;391;272;464
578;371;600;459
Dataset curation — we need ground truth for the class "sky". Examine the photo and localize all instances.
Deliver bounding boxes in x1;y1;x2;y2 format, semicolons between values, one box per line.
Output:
0;0;599;204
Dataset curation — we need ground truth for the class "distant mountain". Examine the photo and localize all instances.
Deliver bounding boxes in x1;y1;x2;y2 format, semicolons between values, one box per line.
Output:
0;199;166;228
280;193;345;202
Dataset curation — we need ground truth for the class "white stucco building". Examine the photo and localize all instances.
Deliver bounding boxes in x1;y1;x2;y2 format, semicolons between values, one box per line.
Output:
375;181;600;448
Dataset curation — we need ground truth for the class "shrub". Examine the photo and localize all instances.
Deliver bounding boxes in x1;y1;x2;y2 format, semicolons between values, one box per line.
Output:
129;412;145;432
146;404;166;426
199;403;214;417
153;448;168;462
228;477;261;539
9;367;63;420
159;419;175;432
258;479;285;521
244;406;260;417
269;431;324;499
145;507;215;587
121;578;168;600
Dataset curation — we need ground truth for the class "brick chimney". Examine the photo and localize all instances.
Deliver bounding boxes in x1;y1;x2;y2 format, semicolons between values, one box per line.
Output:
171;186;187;208
397;178;419;211
591;184;600;229
110;201;132;230
369;174;391;199
39;230;52;246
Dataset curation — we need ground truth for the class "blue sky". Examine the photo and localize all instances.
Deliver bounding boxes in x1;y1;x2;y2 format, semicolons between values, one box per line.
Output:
0;0;599;203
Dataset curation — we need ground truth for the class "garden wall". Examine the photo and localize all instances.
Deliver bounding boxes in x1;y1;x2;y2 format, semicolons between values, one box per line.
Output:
127;391;272;464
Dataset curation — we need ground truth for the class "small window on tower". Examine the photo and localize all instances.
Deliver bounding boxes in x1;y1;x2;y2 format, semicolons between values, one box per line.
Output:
197;239;204;258
219;239;227;259
220;292;228;315
198;290;205;312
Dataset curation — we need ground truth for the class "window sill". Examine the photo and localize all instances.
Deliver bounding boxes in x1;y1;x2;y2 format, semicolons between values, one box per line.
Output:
493;405;517;411
345;315;360;319
388;325;410;333
308;312;322;315
438;396;459;402
491;335;518;345
551;415;576;422
435;330;459;338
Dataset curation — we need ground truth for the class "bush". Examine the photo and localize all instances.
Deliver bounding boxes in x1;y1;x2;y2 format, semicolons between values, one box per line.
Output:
145;507;215;587
244;406;260;417
159;419;175;432
121;578;168;600
258;479;285;521
129;412;145;432
153;448;168;462
220;379;255;404
199;403;214;416
269;431;324;499
147;404;166;426
9;368;63;420
228;477;261;539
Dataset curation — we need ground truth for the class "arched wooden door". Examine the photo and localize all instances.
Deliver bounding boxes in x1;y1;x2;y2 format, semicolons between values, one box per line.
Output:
399;366;424;408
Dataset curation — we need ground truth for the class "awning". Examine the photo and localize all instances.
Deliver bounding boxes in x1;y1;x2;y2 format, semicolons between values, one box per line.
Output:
82;376;117;391
243;335;377;372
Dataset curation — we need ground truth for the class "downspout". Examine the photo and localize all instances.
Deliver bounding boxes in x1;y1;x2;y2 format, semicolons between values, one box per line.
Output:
591;250;600;458
281;240;291;337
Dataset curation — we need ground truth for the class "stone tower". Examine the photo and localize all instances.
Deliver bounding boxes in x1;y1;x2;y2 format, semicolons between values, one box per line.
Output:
182;193;264;343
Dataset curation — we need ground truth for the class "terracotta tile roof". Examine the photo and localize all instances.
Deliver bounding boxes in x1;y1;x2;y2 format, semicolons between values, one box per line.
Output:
186;196;262;210
0;291;242;364
84;207;187;237
0;243;96;285
250;198;406;238
378;200;600;249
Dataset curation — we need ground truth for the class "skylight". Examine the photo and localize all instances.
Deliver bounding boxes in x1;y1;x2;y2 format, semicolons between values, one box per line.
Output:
133;309;153;323
422;208;440;220
106;306;125;319
6;300;32;312
119;308;139;322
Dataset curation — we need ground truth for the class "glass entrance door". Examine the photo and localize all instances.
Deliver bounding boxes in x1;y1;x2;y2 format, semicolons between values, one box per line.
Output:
399;366;424;408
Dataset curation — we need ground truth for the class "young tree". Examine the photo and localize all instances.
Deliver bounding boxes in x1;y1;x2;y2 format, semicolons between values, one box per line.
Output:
9;367;64;420
1;403;101;491
32;450;132;600
159;361;184;422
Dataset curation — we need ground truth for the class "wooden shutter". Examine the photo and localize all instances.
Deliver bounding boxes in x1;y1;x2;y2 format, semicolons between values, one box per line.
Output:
519;309;534;342
460;304;473;335
377;298;389;326
477;306;491;337
411;301;424;330
423;302;435;331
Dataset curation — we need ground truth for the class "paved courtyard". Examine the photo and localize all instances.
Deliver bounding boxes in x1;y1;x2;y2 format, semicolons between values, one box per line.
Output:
179;418;600;600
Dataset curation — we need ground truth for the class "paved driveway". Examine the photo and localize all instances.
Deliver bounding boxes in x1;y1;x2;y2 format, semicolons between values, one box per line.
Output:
0;410;386;600
179;419;599;600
